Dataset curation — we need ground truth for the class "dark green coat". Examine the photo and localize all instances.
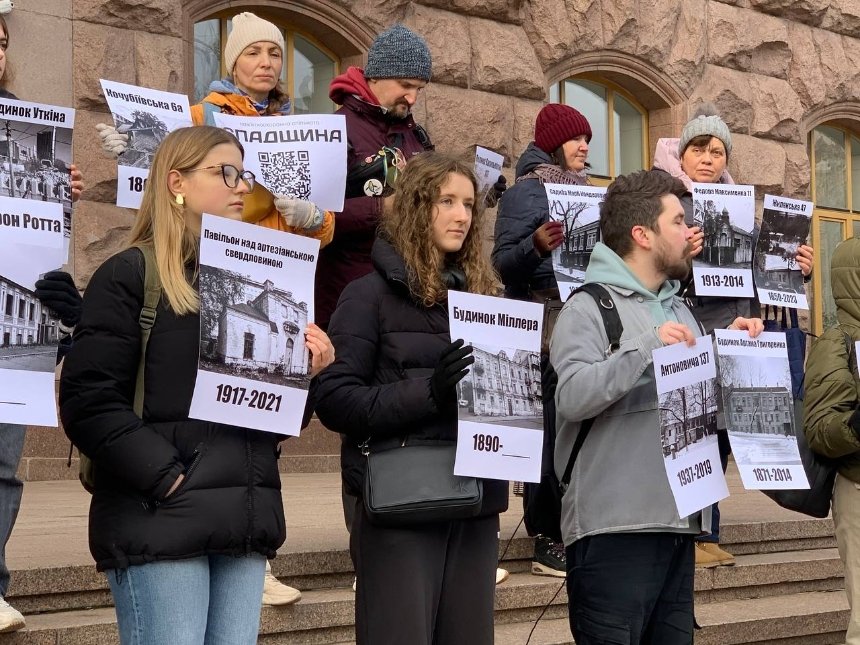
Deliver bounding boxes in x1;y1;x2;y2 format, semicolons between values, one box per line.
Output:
804;237;860;482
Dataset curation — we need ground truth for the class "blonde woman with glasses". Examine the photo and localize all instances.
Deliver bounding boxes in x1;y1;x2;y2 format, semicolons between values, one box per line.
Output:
60;126;333;645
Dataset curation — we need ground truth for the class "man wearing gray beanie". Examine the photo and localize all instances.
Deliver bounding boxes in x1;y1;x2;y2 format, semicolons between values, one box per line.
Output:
316;23;434;330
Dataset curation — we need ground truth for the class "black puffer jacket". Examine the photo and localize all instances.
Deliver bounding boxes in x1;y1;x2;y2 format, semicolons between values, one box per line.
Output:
492;143;588;300
60;248;287;571
313;238;509;518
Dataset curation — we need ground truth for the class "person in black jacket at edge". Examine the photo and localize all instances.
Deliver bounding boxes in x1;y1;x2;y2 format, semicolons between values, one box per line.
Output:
653;104;814;567
0;12;85;633
490;103;592;579
59;126;333;645
313;151;507;645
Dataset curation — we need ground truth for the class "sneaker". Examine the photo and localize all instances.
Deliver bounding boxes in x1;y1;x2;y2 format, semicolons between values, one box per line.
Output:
698;541;736;566
694;542;722;568
262;570;302;606
495;567;509;585
0;597;24;633
532;535;566;578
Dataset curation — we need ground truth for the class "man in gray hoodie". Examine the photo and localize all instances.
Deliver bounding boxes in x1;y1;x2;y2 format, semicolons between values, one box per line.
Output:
550;170;763;644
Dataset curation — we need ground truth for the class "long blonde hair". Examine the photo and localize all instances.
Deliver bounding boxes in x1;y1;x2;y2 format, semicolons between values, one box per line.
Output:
128;126;244;315
381;152;501;306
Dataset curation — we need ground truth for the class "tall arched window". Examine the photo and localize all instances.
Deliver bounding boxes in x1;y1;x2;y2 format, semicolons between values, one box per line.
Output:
809;123;860;331
193;12;339;114
548;76;648;184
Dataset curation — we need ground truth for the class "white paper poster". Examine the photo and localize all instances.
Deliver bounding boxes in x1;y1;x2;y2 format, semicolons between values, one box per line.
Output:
213;112;347;213
100;80;192;210
691;183;755;298
188;214;320;436
544;184;606;301
0;197;66;426
754;195;812;310
714;329;810;490
653;337;729;517
0;98;75;262
448;291;544;482
474;146;504;194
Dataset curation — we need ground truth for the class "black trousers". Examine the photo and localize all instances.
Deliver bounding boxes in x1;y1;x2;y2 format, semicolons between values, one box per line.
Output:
566;533;695;645
351;499;499;645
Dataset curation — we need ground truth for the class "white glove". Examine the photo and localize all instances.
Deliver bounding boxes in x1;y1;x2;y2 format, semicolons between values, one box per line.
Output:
95;123;129;158
274;196;324;230
0;1;13;15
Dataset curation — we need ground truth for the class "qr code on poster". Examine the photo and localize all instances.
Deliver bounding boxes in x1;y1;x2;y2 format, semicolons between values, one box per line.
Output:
258;150;311;199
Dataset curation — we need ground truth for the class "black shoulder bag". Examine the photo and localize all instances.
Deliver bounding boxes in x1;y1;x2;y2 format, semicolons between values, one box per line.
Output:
761;329;853;518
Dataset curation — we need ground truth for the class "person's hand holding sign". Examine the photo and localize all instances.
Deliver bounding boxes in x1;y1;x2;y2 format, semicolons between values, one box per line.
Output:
306;323;335;378
658;322;697;347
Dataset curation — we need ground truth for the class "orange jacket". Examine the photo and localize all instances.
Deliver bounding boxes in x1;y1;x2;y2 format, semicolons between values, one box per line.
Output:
191;91;334;247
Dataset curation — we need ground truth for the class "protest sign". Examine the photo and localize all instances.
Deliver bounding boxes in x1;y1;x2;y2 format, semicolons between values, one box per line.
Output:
188;214;319;436
715;329;810;490
691;183;755;298
0;97;75;261
654;337;729;517
100;80;192;209
449;291;544;482
544;184;605;301
0;197;65;425
754;195;812;309
474;146;504;195
213;113;347;213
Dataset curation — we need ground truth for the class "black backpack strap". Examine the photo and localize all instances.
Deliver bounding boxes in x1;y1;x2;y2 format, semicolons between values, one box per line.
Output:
558;284;623;492
572;283;623;352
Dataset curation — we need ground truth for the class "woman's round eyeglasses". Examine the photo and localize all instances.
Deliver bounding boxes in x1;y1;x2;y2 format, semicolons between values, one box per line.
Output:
185;164;255;190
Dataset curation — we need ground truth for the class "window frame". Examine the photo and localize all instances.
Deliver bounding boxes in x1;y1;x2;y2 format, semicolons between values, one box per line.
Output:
550;74;650;185
809;123;860;334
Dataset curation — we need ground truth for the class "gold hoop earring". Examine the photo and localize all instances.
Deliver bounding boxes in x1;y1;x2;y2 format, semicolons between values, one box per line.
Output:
175;194;185;206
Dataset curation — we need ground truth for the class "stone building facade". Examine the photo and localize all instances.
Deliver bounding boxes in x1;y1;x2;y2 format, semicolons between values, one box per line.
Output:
728;386;794;436
12;1;860;333
216;278;309;374
0;277;57;347
460;346;541;417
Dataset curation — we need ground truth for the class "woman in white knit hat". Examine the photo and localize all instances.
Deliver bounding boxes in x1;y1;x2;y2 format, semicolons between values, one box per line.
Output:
97;11;333;248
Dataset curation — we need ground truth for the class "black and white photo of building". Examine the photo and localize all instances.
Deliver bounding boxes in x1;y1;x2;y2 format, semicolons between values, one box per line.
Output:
111;106;177;169
551;198;601;294
0;118;73;205
658;381;719;459
0;274;60;373
456;343;542;430
719;354;800;465
198;265;311;389
753;208;810;294
693;198;754;269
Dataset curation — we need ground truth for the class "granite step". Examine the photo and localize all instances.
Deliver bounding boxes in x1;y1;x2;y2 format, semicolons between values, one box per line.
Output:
4;544;846;621
695;590;849;644
3;576;849;644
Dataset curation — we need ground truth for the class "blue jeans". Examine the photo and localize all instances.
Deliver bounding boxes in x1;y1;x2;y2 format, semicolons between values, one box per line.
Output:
107;554;266;645
0;424;26;597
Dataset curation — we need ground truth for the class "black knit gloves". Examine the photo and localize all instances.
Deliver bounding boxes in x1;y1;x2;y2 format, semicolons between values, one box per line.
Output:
34;271;82;327
430;339;474;408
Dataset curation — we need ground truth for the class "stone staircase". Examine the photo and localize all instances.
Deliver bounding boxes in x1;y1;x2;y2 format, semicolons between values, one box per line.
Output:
4;426;851;644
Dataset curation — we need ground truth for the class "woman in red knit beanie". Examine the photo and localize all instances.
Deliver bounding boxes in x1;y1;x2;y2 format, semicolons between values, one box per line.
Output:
490;102;593;580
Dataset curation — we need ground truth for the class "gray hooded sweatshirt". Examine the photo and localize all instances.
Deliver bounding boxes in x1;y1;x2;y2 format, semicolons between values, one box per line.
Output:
550;242;711;545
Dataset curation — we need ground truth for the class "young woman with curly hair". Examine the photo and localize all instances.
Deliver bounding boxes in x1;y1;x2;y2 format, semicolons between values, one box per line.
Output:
313;151;505;645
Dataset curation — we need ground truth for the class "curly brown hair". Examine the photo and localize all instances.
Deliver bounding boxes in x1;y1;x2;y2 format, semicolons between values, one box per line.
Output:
380;152;501;306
